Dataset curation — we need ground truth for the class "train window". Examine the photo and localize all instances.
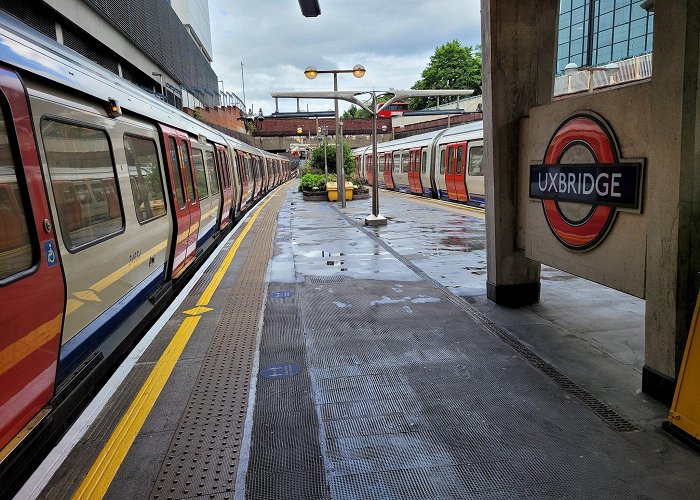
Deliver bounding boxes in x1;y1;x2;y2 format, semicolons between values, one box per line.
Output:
205;151;219;195
170;137;186;209
421;150;427;174
456;147;463;175
468;146;484;176
180;142;196;203
401;153;409;173
192;148;209;200
42;119;123;251
124;135;166;224
0;109;33;280
439;148;446;175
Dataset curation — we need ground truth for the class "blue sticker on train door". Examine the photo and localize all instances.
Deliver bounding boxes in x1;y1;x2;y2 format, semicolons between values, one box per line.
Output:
44;240;57;267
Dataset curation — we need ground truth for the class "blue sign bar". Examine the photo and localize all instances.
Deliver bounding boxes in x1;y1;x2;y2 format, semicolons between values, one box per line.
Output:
529;163;643;209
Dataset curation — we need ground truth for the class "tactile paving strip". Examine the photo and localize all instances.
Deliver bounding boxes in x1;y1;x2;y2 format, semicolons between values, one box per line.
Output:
330;204;639;433
149;193;285;500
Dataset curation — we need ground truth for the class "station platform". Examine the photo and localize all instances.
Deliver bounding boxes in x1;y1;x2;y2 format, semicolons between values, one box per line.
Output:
19;184;700;500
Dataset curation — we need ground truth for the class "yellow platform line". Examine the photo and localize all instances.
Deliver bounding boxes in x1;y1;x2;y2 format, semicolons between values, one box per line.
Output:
73;194;276;500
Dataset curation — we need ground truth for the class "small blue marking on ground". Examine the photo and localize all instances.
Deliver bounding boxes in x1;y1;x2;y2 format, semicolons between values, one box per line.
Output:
269;290;294;298
260;363;301;379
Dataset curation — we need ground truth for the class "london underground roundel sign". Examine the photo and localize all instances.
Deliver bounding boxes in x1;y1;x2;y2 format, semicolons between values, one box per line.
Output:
529;113;643;251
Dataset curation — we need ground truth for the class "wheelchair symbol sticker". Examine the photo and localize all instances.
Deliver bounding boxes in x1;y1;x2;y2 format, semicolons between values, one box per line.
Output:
44;240;57;267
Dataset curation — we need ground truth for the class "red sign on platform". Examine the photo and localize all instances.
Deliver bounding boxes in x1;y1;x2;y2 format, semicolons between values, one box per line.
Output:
530;113;643;251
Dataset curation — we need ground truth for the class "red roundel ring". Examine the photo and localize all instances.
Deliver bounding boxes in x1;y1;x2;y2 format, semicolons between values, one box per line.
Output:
542;114;618;250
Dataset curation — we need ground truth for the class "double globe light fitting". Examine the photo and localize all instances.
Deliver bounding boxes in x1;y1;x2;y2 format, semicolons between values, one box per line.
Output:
304;64;366;79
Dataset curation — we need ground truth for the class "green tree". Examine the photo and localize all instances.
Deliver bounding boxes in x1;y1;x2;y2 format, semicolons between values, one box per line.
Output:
409;40;482;110
342;104;371;119
309;142;355;178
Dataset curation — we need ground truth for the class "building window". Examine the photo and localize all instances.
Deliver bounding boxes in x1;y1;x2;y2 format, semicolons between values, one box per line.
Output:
556;0;653;73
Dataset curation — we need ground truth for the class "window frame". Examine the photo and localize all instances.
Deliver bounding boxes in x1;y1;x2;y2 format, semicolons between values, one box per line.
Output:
191;147;209;201
0;95;37;283
124;133;167;225
41;115;125;253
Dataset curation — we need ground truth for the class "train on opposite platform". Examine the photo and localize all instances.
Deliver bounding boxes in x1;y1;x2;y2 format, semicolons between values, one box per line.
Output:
0;12;291;489
353;120;485;207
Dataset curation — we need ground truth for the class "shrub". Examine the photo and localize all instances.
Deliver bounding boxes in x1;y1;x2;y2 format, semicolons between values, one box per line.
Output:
309;143;355;178
299;173;327;192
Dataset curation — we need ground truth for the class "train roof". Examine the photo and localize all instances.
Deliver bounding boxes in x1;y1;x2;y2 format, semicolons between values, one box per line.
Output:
0;12;274;159
353;120;483;155
435;120;483;144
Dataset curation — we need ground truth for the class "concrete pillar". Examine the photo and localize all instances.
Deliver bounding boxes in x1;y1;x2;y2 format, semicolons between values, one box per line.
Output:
643;1;700;403
481;0;557;306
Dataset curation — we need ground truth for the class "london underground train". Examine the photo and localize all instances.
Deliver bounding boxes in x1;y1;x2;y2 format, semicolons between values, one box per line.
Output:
0;13;290;480
354;120;485;207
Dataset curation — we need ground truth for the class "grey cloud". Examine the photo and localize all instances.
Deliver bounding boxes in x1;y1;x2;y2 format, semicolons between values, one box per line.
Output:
210;0;480;115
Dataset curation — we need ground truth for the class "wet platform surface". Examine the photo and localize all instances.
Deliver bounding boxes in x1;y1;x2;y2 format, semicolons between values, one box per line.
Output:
28;185;700;500
253;188;700;498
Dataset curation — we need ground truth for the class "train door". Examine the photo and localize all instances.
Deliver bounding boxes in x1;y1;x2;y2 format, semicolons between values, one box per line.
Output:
215;144;233;229
420;147;430;196
445;144;467;201
465;141;485;207
387;152;398;190
384;152;395;190
455;143;468;202
366;154;374;185
253;156;262;200
408;148;422;194
235;151;247;212
436;146;448;198
0;67;65;451
159;125;200;278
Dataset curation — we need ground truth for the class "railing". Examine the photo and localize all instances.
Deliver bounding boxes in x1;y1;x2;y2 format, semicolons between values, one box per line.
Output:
554;52;653;96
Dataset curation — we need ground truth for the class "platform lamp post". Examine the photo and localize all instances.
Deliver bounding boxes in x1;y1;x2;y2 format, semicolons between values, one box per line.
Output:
317;125;329;178
270;88;472;225
304;64;366;208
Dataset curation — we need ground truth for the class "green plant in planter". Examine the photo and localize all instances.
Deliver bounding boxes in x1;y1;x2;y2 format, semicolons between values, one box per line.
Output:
299;173;327;192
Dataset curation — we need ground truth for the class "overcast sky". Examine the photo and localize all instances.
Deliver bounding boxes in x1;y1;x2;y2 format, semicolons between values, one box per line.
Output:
208;0;481;115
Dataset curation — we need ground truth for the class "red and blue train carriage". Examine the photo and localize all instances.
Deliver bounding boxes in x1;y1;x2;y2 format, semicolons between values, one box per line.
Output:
353;121;485;207
0;12;290;476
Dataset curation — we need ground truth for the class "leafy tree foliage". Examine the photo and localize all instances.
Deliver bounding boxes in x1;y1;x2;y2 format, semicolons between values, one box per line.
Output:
342;105;371;119
409;40;482;110
308;142;355;178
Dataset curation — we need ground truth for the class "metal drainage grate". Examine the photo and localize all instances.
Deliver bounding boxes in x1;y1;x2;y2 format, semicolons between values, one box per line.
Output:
330;204;640;433
485;323;640;432
306;275;349;284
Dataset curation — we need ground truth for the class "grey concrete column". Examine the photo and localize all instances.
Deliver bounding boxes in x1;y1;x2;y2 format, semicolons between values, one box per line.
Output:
644;0;700;404
481;0;557;306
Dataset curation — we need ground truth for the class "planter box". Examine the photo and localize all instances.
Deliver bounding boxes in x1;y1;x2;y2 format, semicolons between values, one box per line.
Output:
353;190;370;200
327;182;354;202
302;191;327;201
